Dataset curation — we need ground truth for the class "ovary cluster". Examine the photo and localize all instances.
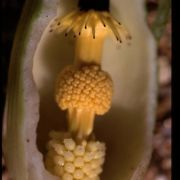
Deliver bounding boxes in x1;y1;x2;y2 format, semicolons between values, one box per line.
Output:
55;65;113;115
45;131;106;180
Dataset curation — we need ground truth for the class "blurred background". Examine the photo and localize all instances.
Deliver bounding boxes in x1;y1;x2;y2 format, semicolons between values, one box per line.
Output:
1;0;171;179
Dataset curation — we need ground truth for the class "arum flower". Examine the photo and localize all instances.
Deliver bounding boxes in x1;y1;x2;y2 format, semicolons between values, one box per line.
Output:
3;0;157;179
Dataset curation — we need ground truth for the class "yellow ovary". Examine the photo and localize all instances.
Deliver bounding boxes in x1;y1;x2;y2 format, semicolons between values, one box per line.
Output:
45;131;106;180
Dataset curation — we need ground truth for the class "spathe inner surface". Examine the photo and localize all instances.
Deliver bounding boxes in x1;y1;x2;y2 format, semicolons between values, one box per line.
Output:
33;28;75;153
32;0;155;179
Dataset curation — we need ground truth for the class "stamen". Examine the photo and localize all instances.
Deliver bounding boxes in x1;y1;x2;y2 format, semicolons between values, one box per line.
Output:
57;26;68;34
84;12;91;29
111;18;132;40
60;10;79;25
78;13;88;35
105;17;122;43
49;9;131;42
50;11;78;32
73;12;86;38
92;24;96;39
112;16;122;26
64;12;82;36
90;13;96;39
97;12;106;27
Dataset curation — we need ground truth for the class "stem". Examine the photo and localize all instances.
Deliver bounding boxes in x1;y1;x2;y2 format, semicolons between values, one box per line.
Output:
68;108;95;140
74;32;106;66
